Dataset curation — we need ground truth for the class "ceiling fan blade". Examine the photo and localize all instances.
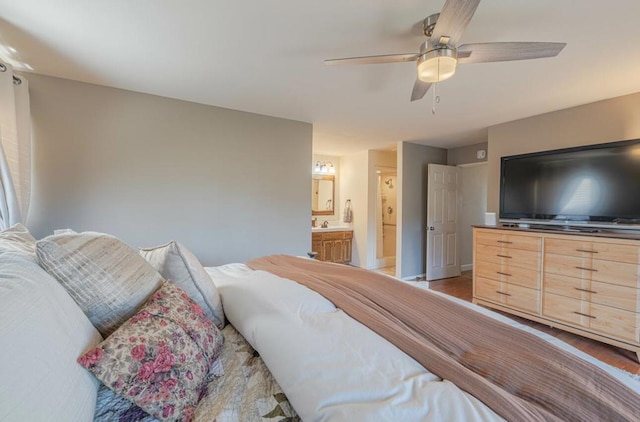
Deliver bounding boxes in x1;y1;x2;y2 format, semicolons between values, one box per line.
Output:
410;78;432;102
457;42;567;63
325;53;419;66
430;0;481;46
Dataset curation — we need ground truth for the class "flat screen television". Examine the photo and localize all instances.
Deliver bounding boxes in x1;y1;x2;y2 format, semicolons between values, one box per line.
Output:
499;139;640;230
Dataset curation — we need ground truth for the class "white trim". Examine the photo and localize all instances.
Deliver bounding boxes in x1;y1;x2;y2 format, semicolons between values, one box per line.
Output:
401;273;425;281
400;279;431;290
457;161;488;168
461;263;473;272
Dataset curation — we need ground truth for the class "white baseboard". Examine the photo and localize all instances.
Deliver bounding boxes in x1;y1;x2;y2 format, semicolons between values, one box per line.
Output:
400;278;430;289
401;273;425;281
461;264;473;272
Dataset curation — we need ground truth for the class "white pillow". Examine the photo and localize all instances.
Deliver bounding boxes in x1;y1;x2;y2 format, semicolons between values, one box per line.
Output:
0;223;36;255
36;231;164;336
0;250;103;422
140;241;225;328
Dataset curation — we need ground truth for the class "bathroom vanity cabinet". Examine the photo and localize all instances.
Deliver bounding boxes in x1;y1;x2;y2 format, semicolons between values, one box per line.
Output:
312;229;353;264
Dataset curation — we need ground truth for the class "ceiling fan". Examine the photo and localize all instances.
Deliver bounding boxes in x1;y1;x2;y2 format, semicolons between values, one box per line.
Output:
325;0;566;102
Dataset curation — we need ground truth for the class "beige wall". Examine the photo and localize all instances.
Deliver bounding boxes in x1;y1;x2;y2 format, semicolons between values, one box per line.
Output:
338;149;397;270
367;150;397;268
339;151;369;267
27;74;312;265
487;92;640;215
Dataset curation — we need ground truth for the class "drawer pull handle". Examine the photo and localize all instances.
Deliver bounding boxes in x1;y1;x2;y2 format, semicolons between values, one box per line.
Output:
497;240;513;244
497;254;512;259
496;291;512;297
574;287;597;294
575;266;597;272
575;249;598;254
573;311;596;319
496;271;512;277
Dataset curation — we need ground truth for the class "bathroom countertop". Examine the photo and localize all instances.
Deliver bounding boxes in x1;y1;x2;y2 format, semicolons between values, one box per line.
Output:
311;226;353;233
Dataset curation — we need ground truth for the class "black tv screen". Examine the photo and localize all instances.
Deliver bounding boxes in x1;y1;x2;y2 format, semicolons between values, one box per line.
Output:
500;139;640;227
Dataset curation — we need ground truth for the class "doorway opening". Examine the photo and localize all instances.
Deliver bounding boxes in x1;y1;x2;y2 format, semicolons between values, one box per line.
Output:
375;168;397;271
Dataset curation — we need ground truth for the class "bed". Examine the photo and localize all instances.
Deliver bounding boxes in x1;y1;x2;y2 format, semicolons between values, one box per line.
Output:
205;256;640;421
1;225;639;422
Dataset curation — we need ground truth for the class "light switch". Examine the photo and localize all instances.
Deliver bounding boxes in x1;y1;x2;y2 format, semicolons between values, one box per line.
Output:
477;149;486;159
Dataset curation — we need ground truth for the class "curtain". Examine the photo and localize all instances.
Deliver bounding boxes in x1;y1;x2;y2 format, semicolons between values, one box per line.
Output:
0;60;31;229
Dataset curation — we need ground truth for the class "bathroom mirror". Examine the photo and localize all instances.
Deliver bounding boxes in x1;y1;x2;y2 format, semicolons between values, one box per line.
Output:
312;175;334;216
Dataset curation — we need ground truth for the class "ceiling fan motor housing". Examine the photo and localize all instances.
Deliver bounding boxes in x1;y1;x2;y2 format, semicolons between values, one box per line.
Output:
417;46;458;83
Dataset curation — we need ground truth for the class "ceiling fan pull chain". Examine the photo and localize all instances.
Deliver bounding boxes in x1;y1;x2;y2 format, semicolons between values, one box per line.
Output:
435;60;441;104
432;82;439;114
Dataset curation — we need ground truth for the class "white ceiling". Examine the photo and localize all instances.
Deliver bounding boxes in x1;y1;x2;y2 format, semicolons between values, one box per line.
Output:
2;0;640;156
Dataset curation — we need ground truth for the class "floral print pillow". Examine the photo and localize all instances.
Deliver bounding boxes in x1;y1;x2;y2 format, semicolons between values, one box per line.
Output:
78;282;224;422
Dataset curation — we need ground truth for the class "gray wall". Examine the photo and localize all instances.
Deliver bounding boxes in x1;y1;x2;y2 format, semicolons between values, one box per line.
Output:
459;164;487;269
447;142;488;270
447;142;488;166
398;142;447;278
27;74;312;265
487;92;640;214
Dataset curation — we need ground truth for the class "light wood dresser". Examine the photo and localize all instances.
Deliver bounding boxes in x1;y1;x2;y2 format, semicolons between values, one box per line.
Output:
473;226;640;361
312;229;353;264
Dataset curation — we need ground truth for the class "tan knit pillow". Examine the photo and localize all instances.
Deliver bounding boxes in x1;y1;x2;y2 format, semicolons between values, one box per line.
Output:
140;241;224;328
36;232;164;336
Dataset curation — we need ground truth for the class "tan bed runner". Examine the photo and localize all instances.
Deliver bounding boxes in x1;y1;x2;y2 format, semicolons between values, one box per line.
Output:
247;255;640;422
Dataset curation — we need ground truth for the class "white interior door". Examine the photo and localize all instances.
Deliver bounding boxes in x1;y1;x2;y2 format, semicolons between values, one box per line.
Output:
426;164;461;281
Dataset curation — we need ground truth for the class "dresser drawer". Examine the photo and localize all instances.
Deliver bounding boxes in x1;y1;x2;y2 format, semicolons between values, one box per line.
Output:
545;237;640;264
544;254;639;288
589;303;639;343
476;230;541;252
544;254;592;279
589;260;639;288
474;277;539;314
475;260;540;290
542;293;591;328
477;245;541;272
543;293;640;342
544;273;591;301
544;273;640;312
590;280;640;313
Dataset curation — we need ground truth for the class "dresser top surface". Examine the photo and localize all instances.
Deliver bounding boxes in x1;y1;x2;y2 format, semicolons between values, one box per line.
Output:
473;225;640;241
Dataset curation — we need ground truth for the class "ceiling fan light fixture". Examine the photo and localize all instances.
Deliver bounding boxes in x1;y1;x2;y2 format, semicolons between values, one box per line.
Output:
417;47;457;83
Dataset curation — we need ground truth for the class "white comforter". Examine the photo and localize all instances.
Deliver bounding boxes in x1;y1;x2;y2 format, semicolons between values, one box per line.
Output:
205;264;640;422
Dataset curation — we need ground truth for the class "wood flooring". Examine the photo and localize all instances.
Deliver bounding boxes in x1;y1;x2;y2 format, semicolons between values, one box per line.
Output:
427;272;640;375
